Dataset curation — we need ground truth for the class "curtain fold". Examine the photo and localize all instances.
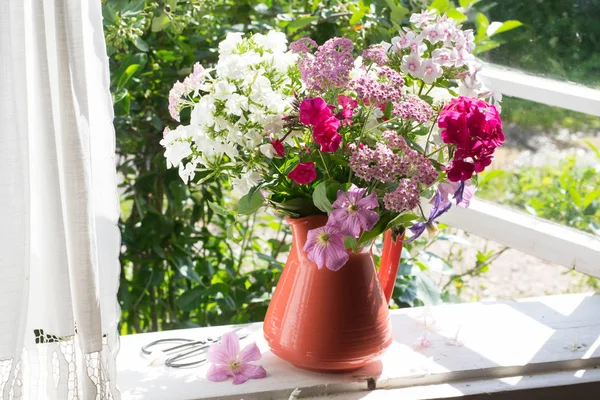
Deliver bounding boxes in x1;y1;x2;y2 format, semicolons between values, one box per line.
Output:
0;0;121;398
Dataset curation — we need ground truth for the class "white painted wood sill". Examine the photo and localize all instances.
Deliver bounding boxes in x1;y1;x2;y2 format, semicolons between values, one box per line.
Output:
117;293;600;399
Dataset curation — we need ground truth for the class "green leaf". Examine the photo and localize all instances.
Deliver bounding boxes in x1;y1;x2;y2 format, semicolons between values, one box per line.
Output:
226;223;244;243
208;201;229;216
473;40;500;54
344;236;358;252
489;20;523;36
459;0;480;8
155;50;182;62
152;13;171;32
358;214;394;248
428;0;450;14
349;1;369;25
116;64;140;89
111;53;147;88
112;88;128;104
313;182;333;213
387;212;420;230
479;169;506;186
168;0;177;9
446;9;467;24
414;270;442;305
176;287;204;311
585;140;600;160
583;190;600;208
569;187;583;209
122;0;145;17
133;36;149;52
385;0;408;25
173;262;203;284
475;12;490;39
237;190;264;215
287;16;319;32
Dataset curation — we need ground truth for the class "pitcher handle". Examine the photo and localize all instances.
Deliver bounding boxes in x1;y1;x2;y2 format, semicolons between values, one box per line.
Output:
379;230;405;304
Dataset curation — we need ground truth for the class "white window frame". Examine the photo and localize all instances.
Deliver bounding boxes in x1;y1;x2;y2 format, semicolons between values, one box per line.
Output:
437;64;600;277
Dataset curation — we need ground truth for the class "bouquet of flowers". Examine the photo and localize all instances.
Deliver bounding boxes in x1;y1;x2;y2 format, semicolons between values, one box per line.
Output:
161;10;504;271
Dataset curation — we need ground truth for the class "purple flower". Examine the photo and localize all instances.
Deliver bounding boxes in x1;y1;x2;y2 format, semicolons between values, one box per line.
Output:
407;190;452;243
435;180;476;208
329;185;380;238
303;225;349;271
206;331;267;385
297;37;355;91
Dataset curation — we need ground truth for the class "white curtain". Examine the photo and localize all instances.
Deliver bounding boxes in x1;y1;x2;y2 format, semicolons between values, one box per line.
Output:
0;0;120;398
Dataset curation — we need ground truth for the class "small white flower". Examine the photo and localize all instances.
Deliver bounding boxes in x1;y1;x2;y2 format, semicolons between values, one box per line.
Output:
253;30;288;54
218;32;244;56
432;48;454;67
213;80;237;101
164;140;192;169
423;23;445;44
250;76;273;103
179;160;197;184
392;30;417;50
401;53;423;77
225;93;248;116
191;95;216;128
232;170;262;196
259;143;275;158
410;10;437;28
421;59;443;84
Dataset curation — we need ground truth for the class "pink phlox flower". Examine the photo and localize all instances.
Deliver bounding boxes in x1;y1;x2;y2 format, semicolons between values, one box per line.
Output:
297;37;354;91
290;37;318;54
299;97;332;126
337;94;358;125
446;324;464;347
313;115;342;152
412;330;433;350
362;44;388;66
206;331;267;385
417;306;440;332
168;81;187;122
303;225;349;271
383;179;421;213
435;180;476;208
393;94;433;124
329;185;380;238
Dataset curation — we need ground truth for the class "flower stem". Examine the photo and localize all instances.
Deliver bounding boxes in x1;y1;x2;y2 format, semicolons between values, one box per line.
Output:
319;151;331;180
426;144;448;158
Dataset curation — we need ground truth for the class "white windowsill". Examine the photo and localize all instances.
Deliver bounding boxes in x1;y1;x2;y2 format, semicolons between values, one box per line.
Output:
117;293;600;400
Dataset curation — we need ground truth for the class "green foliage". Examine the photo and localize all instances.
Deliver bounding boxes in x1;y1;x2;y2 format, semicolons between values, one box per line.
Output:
478;154;600;235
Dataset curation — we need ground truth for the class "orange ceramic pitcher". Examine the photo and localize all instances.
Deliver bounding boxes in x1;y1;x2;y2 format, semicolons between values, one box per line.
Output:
263;214;404;372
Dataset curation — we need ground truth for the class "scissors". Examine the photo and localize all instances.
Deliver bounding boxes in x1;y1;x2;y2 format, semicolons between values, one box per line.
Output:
141;330;249;368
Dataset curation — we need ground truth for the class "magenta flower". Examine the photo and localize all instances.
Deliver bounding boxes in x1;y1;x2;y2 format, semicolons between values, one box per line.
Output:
288;162;317;184
337;94;358;124
206;331;267;385
329;185;380;238
303;225;349;271
299;97;332;126
435;180;476;208
313;116;342;152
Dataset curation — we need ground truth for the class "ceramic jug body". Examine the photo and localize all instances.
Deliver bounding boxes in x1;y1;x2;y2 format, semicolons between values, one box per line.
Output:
263;215;404;372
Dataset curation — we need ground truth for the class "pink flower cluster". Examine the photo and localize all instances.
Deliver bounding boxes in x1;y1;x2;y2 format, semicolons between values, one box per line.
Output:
349;131;437;187
168;63;207;121
438;96;504;182
352;67;404;105
299;97;342;152
293;37;355;91
392;94;433;124
362;45;388;66
383;179;420;213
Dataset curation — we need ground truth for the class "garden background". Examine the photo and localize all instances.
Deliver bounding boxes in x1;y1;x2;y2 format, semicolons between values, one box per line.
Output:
101;0;600;334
